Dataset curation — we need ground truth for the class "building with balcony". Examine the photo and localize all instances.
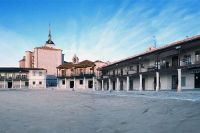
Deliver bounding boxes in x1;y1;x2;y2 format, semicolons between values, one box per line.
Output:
0;67;46;89
99;35;200;91
57;54;107;90
19;26;64;87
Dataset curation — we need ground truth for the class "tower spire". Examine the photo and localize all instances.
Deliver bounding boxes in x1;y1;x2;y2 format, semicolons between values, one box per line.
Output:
46;23;55;45
48;23;51;41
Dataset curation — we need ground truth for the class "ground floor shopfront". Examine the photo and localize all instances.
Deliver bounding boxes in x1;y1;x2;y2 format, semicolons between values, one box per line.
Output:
0;80;29;89
57;77;98;90
98;68;200;92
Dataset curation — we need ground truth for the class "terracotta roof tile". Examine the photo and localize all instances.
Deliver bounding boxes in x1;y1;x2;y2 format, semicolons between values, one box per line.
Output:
57;60;95;69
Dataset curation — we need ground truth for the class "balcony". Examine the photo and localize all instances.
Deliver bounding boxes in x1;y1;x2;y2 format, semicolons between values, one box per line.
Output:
57;73;95;78
0;76;28;81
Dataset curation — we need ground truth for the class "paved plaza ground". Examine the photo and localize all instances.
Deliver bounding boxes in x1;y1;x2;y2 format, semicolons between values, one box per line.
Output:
0;89;200;133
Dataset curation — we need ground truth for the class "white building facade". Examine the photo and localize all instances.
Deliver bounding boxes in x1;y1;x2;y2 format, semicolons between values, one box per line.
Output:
57;55;107;90
0;68;46;89
99;35;200;91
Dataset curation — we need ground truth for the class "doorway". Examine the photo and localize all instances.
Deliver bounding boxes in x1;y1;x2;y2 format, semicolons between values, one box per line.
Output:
172;75;178;90
8;82;12;88
154;77;156;90
195;73;200;88
120;80;123;90
142;78;145;90
172;56;178;67
25;82;29;87
88;80;93;89
129;79;133;90
70;81;74;88
112;81;116;90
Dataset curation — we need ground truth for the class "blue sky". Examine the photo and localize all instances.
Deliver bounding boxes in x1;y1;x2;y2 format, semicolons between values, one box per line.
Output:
0;0;200;66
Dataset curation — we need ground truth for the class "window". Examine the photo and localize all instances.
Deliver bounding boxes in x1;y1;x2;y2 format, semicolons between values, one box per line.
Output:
61;69;66;76
39;71;43;76
195;51;200;62
80;69;83;74
33;71;36;76
16;75;20;79
39;81;42;85
80;80;83;85
62;80;65;85
141;64;144;68
113;70;115;75
183;55;191;65
130;66;134;70
22;75;27;79
33;81;35;85
121;69;123;75
181;77;186;87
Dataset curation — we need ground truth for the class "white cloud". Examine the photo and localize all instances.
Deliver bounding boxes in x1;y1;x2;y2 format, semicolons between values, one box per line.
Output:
1;0;200;66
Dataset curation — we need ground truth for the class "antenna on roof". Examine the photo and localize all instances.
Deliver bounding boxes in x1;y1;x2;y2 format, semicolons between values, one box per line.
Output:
153;35;157;48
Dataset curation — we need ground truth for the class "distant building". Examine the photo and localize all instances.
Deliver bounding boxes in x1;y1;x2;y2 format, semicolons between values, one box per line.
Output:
19;27;64;86
99;35;200;91
57;54;107;90
0;67;46;89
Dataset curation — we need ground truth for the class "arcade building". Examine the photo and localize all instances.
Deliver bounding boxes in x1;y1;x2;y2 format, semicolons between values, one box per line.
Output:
99;35;200;91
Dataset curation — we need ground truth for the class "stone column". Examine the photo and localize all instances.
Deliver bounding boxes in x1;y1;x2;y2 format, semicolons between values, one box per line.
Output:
156;72;159;91
84;77;86;89
20;80;22;89
126;76;130;92
4;79;6;88
139;74;143;91
57;78;59;88
93;77;95;91
117;78;120;91
109;79;111;91
101;80;104;91
65;78;67;89
177;69;182;92
73;77;76;90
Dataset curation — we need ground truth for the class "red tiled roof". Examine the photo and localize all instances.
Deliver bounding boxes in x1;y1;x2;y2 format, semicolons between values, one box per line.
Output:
57;60;95;69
